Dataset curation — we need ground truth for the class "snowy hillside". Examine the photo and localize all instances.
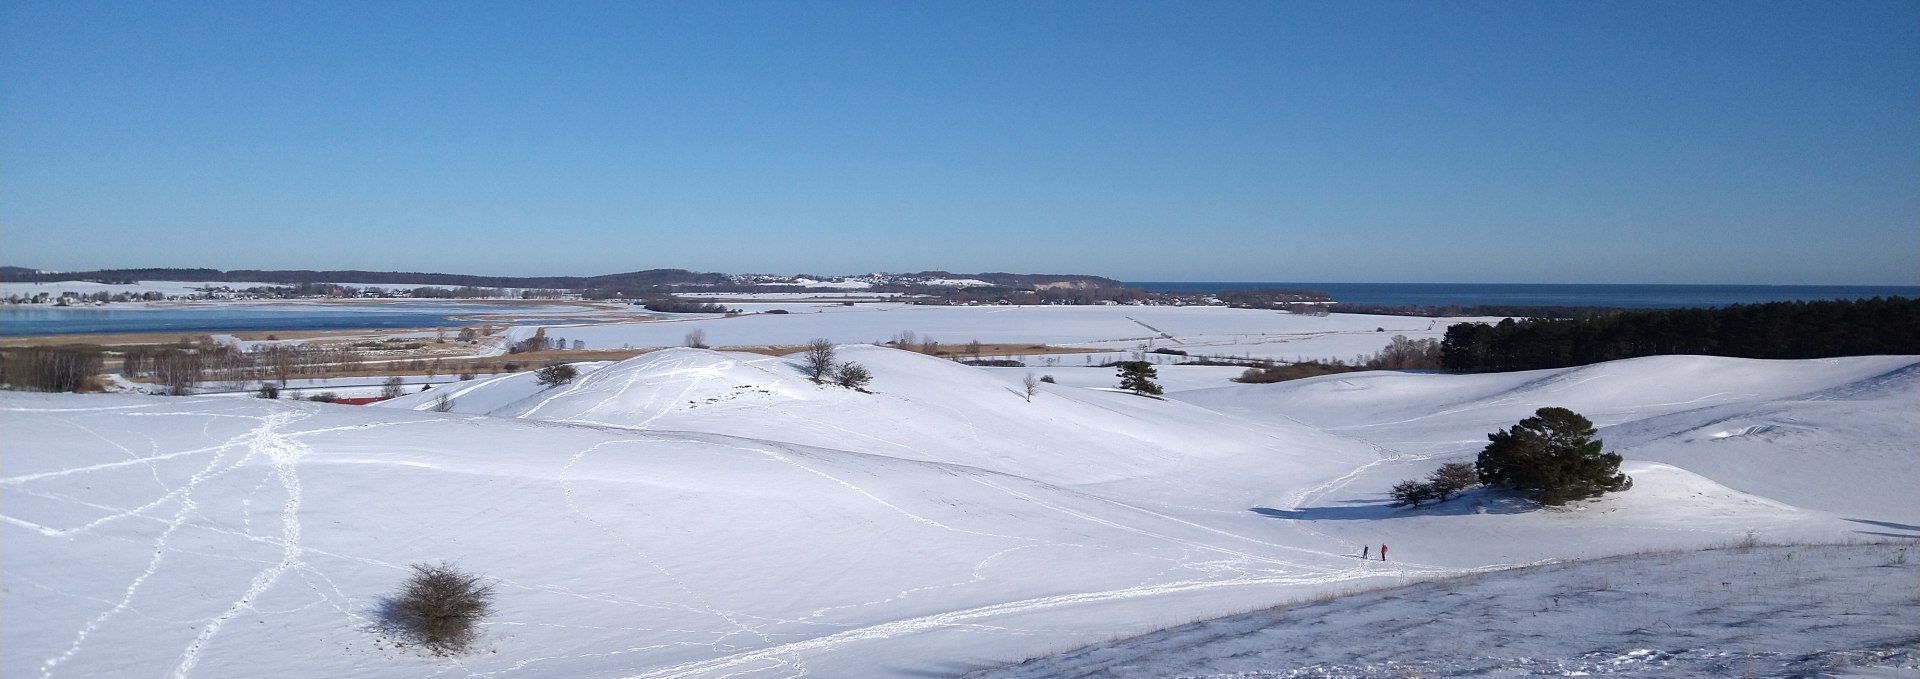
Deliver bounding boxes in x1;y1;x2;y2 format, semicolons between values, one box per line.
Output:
969;542;1918;678
3;350;1915;677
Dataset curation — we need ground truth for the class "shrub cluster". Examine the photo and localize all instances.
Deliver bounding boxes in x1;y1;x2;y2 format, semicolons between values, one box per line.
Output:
1389;462;1479;507
1;345;103;392
385;562;495;655
803;340;873;391
536;363;578;387
642;298;736;314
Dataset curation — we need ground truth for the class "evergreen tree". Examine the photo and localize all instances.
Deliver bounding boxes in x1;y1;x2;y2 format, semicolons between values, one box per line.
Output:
1115;361;1163;396
1476;407;1631;505
535;363;577;388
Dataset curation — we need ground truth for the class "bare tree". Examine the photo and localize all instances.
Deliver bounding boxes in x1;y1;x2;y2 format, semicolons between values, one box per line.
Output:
154;349;204;396
1;346;104;392
381;376;406;399
684;329;708;349
431;393;454;412
803;339;836;381
919;337;939;355
1021;373;1040;402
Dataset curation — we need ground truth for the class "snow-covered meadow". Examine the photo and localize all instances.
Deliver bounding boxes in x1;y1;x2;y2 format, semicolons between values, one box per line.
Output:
2;342;1914;677
504;304;1494;364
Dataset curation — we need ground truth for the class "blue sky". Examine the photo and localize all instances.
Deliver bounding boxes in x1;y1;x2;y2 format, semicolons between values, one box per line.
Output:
3;1;1915;284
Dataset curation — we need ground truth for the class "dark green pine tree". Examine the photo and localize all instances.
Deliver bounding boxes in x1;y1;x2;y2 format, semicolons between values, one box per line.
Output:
1115;361;1163;397
1476;407;1631;505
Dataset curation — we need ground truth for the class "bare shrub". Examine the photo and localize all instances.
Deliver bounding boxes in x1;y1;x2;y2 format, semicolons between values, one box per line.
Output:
381;376;405;399
1390;479;1434;507
383;562;495;655
833;361;872;390
684;328;708;349
1022;373;1040;401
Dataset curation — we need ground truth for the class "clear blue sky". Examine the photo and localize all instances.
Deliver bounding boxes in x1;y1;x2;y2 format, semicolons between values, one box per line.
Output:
3;1;1916;284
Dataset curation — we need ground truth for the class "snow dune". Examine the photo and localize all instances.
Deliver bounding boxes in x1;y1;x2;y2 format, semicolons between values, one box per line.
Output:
3;350;1914;677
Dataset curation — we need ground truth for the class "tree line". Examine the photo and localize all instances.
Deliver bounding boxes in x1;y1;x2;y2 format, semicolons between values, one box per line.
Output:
1439;297;1919;373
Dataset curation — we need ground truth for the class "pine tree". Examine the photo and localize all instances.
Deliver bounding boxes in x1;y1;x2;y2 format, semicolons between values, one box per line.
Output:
1115;361;1163;397
1476;407;1631;505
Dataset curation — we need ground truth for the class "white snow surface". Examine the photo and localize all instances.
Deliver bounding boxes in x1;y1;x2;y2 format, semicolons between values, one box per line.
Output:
968;542;1918;678
499;305;1494;364
3;350;1916;678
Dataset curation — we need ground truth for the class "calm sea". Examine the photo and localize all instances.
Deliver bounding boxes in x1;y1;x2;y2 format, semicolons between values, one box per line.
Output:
0;304;585;337
1125;283;1920;309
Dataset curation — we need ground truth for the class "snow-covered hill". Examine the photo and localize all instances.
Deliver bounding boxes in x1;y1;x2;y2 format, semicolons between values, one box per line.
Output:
968;542;1918;678
3;350;1914;677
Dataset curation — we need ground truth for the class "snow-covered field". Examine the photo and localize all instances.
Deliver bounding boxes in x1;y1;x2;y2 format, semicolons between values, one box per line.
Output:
2;346;1914;677
0;280;548;298
503;304;1493;363
969;542;1917;678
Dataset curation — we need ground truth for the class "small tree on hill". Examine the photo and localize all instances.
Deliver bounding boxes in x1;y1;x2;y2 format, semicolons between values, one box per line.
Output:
803;339;836;382
832;361;872;390
1389;461;1480;507
1390;479;1434;507
1427;461;1479;500
385;562;495;655
1115;361;1163;397
1477;407;1631;505
381;376;406;399
536;363;577;388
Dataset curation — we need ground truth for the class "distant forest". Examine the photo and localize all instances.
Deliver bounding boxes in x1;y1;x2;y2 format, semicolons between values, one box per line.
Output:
1439;297;1920;372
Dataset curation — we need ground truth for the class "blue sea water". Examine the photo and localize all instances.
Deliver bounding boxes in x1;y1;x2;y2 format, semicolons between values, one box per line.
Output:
1124;282;1920;309
0;304;582;337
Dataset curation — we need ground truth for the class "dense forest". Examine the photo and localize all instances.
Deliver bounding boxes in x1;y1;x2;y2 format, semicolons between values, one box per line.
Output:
1439;297;1920;372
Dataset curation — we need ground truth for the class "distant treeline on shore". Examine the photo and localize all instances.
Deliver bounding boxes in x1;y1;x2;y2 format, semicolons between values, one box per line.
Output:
1439;297;1920;373
1331;303;1623;319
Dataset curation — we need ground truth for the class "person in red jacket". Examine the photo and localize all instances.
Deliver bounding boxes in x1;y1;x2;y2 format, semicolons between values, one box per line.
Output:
1380;544;1388;561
